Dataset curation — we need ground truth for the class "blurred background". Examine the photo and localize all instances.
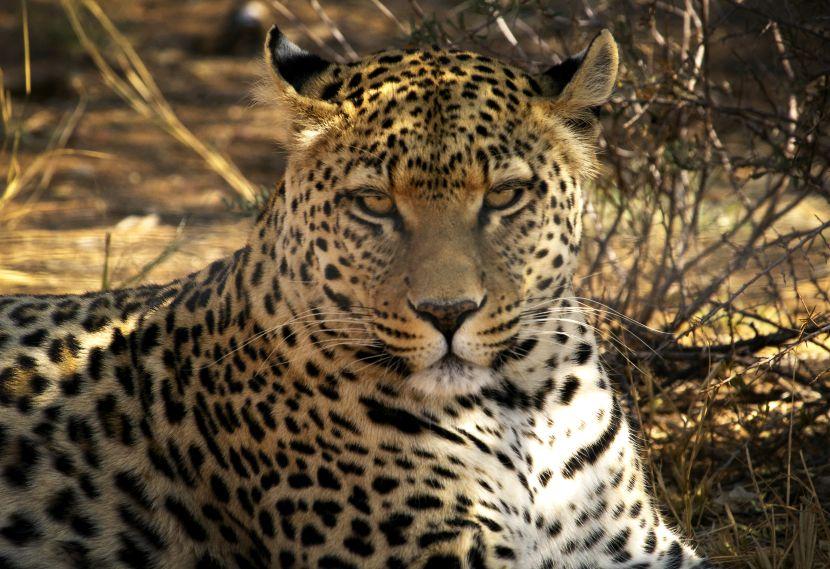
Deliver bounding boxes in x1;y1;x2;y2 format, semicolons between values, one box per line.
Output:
1;0;829;566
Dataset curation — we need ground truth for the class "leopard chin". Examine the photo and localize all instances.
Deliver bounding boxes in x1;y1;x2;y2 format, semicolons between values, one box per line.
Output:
406;354;497;396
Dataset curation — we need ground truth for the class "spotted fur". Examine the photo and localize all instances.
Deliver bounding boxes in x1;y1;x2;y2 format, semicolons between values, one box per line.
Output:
0;27;709;568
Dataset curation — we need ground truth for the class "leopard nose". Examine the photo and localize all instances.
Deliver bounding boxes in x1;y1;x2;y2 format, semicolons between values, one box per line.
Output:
409;297;485;342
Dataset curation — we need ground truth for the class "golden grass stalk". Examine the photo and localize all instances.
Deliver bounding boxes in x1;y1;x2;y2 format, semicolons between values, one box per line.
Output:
21;0;31;96
0;68;21;190
794;503;817;569
101;232;111;291
0;148;108;215
1;63;98;223
60;0;257;203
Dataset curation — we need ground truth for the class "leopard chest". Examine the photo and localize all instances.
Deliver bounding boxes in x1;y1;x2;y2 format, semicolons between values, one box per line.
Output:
217;396;623;568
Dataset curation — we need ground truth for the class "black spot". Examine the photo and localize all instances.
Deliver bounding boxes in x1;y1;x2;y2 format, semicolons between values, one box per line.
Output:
161;380;186;424
140;324;161;354
210;474;231;503
324;265;341;280
114;471;152;510
288;473;313;489
348;485;371;515
1;514;40;546
320;80;343;101
304;361;320;378
605;527;631;554
47;338;66;363
425;555;462;569
70;514;98;538
259;509;275;537
665;541;685;569
20;329;47;347
495;451;514;470
344;535;374;557
347;73;363;89
559;376;580;405
323;285;351;311
312;500;342;528
372;476;399;494
405;494;442;510
17;354;36;370
495;546;516;559
115;366;135;396
117;532;152;568
317;467;341;490
379;513;413;546
644;529;657;553
319;556;358;569
574;342;593;365
419;530;459;548
562;398;623;479
359;397;465;445
46;487;76;522
367;66;388;79
536;277;553;291
300;524;325;546
110;328;129;354
82;313;110;333
377;54;403;64
164;496;207;542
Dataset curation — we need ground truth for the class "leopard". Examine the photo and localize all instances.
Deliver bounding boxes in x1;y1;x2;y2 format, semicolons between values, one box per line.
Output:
0;25;711;568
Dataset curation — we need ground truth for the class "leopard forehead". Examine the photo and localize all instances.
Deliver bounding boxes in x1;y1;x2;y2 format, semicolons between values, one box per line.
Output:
281;48;592;204
308;48;545;111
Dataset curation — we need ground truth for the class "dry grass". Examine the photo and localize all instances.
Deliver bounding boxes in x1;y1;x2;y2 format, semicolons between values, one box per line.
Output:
1;0;828;565
1;57;104;225
61;0;259;203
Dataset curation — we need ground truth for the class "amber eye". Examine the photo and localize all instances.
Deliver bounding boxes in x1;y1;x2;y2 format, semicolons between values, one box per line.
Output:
356;191;396;217
483;184;523;210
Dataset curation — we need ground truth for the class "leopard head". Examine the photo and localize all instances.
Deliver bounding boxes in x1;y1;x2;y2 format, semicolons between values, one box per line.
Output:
255;26;618;396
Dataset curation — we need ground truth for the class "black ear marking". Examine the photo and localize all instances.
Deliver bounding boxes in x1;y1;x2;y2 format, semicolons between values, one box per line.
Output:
543;51;587;97
543;30;618;117
545;49;601;118
266;25;331;93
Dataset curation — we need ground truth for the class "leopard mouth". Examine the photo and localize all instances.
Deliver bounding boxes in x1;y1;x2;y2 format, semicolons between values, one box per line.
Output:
432;353;472;372
407;352;496;395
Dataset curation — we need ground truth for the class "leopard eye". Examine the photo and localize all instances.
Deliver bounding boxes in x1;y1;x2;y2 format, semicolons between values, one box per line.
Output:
355;191;396;217
483;184;523;210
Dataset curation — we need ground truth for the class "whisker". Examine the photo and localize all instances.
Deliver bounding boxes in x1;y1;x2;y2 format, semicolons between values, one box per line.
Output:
522;315;659;356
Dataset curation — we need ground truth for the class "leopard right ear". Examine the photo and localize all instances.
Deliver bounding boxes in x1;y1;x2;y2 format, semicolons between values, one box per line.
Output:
257;26;339;144
540;30;618;122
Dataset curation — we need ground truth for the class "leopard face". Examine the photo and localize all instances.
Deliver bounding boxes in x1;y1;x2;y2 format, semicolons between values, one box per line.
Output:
257;28;617;396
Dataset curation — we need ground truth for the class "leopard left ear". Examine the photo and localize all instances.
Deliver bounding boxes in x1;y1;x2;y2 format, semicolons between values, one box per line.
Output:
266;25;331;95
540;30;618;119
257;25;340;144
